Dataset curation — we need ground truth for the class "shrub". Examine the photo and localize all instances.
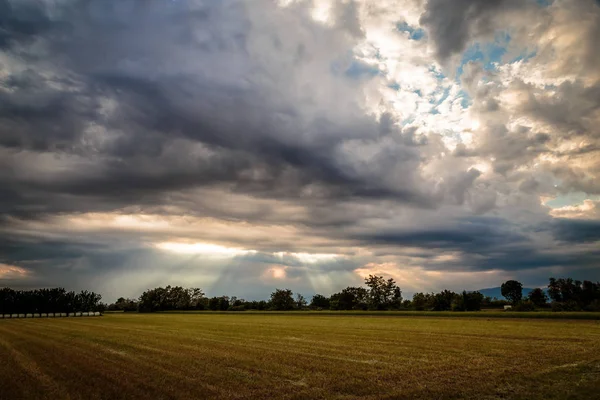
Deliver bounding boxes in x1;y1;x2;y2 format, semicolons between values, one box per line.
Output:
584;299;600;312
513;301;536;312
551;300;581;312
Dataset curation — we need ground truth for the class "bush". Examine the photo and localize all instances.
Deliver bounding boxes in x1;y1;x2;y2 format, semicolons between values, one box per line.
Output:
584;300;600;312
551;300;581;312
513;301;536;312
227;305;246;312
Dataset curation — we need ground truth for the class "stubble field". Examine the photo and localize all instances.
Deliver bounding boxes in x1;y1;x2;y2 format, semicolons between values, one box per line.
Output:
1;313;599;399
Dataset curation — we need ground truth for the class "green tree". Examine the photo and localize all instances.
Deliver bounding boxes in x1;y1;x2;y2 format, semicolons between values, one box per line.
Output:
108;297;138;312
451;291;483;311
208;296;229;311
309;294;330;309
295;293;307;309
548;278;582;303
431;290;457;311
364;275;402;310
270;289;295;311
329;287;368;310
411;292;430;311
527;288;548;307
138;286;206;312
501;280;523;304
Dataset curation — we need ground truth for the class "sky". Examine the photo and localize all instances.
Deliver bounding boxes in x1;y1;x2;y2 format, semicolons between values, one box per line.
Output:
1;0;599;302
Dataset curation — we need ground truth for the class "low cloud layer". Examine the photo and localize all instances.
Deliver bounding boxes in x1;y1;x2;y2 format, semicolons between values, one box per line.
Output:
1;0;599;301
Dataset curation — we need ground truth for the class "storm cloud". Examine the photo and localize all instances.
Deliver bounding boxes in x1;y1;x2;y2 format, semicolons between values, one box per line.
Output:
0;0;599;300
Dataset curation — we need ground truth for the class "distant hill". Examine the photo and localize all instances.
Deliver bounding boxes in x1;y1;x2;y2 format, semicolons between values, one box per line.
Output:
476;287;546;300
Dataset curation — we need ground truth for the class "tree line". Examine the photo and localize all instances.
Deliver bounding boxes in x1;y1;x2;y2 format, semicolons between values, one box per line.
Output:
500;278;600;311
3;276;598;315
0;288;104;314
105;276;600;313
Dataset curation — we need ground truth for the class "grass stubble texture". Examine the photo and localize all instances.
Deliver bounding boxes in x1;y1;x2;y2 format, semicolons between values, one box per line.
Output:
0;313;599;399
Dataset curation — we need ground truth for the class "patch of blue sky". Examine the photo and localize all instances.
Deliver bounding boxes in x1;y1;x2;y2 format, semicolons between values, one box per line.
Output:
458;90;472;108
457;32;510;78
396;21;425;41
428;65;446;82
430;87;450;106
457;43;505;76
509;50;538;64
546;192;599;209
388;82;401;91
536;0;553;6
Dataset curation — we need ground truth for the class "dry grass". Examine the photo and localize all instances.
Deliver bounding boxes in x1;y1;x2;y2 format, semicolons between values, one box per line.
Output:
1;313;599;399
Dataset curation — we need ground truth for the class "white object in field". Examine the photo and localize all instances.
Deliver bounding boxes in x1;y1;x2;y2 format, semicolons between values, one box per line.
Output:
40;313;47;317
94;312;101;316
33;313;40;318
76;312;82;317
26;313;33;318
60;313;67;317
48;313;54;318
83;312;90;316
504;305;512;310
13;314;19;318
0;314;3;319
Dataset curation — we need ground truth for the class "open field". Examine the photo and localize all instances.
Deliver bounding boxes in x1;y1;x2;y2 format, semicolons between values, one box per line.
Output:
1;314;600;399
158;310;600;320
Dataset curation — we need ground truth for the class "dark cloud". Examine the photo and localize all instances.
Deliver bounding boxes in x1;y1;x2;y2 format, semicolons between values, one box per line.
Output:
553;219;600;243
420;0;529;62
0;0;438;222
0;0;53;49
356;217;527;252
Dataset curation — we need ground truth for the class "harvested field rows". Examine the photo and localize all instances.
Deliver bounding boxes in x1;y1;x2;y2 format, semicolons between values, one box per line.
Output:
1;313;599;399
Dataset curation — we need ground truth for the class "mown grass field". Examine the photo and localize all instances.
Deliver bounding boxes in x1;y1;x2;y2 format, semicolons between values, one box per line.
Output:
1;313;599;399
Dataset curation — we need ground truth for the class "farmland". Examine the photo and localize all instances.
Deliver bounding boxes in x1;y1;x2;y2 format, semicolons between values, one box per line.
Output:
1;313;599;399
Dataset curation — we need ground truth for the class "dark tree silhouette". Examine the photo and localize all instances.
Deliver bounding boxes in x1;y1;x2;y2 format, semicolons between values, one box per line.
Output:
310;294;330;309
501;280;523;304
270;289;295;311
527;288;548;307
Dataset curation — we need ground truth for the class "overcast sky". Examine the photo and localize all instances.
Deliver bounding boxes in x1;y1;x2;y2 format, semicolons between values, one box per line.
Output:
1;0;599;301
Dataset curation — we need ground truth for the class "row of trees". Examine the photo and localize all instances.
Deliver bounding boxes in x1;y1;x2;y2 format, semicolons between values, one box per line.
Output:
107;276;485;313
104;276;600;313
410;290;485;311
8;276;594;315
500;278;600;311
0;288;104;314
136;286;206;312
